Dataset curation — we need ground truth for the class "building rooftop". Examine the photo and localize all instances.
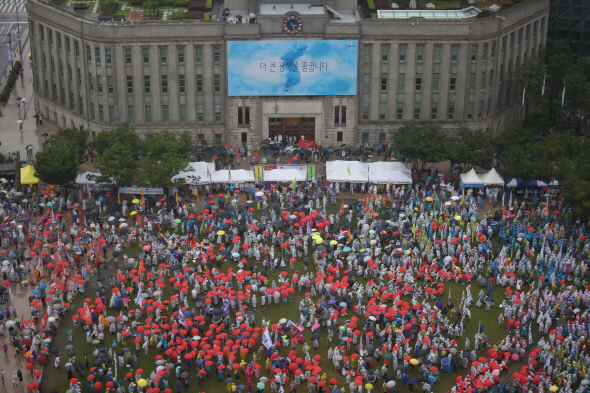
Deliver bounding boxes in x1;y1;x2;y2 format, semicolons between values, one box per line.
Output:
258;3;326;15
377;6;480;19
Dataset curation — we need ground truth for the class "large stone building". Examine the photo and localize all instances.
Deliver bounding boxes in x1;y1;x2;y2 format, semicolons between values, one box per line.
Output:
27;0;549;147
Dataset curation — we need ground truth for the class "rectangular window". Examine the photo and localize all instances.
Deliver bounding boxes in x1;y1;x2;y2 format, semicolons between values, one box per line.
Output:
126;75;133;93
478;101;483;118
162;105;169;123
160;47;167;63
66;37;70;53
502;37;506;53
341;106;346;124
448;102;455;120
379;102;386;120
95;46;101;63
60;61;63;77
337;132;343;142
145;105;152;123
105;48;111;64
362;133;369;144
61;88;65;104
469;73;475;91
471;44;478;61
518;28;522;45
87;45;91;61
487;99;491;115
52;83;56;101
195;46;203;62
215;104;221;122
480;72;486;89
68;65;72;81
128;105;135;123
491;42;496;58
451;45;459;61
397;103;403;120
214;75;220;92
381;73;387;91
179;75;186;93
77;67;81;85
215;134;222;146
39;24;44;41
414;102;421;120
144;75;151;93
108;105;115;123
362;102;369;120
125;48;132;64
450;73;457;91
161;75;168;93
107;76;113;93
57;33;61;48
142;47;149;63
177;46;185;63
379;133;386;144
180;104;187;123
91;102;95;120
196;74;203;92
238;107;243;125
197;104;204;122
75;40;80;56
213;46;220;62
381;45;389;62
363;73;370;92
48;29;53;44
399;45;406;61
434;45;441;62
510;32;515;48
245;106;250;124
415;73;422;91
334;106;339;124
416;45;424;61
467;102;474;120
432;73;439;91
483;43;488;60
431;102;438;120
99;104;104;122
364;45;372;62
97;75;103;93
89;72;93;90
398;73;405;91
489;70;494;87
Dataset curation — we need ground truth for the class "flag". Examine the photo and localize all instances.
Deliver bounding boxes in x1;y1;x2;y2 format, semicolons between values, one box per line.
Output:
360;189;363;205
139;257;146;273
193;187;199;202
176;192;179;206
291;178;297;190
328;183;335;196
387;177;390;193
541;75;545;95
262;326;273;350
384;193;389;208
141;188;144;202
221;295;230;315
118;191;120;205
522;85;526;107
135;287;143;306
82;303;93;325
137;213;142;229
562;83;566;107
339;199;345;216
448;287;451;304
306;221;312;236
178;311;186;327
278;384;285;393
347;227;351;243
67;211;71;219
347;165;351;175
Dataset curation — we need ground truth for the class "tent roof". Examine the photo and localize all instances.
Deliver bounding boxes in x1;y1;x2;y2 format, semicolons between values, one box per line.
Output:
367;161;411;173
326;168;369;183
75;171;114;185
263;168;307;182
369;170;412;184
172;162;215;184
210;169;254;184
325;160;369;172
460;168;484;187
480;167;504;186
20;165;38;185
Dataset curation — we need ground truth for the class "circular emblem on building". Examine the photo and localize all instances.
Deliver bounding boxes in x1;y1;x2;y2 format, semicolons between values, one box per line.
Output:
283;16;302;34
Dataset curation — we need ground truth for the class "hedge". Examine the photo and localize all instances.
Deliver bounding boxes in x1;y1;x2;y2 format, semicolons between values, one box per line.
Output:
0;61;22;102
169;10;185;18
367;0;376;9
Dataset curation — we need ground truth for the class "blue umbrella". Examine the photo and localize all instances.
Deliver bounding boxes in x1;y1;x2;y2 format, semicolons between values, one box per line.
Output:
32;289;40;294
39;283;46;289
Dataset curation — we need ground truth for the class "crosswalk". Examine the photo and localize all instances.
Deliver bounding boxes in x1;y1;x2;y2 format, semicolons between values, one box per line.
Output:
0;0;27;13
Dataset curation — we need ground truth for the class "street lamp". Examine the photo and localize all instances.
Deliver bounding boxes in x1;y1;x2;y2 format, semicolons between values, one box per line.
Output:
3;30;18;70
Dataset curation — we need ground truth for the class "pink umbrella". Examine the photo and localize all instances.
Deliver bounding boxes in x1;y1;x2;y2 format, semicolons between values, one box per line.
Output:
312;323;320;330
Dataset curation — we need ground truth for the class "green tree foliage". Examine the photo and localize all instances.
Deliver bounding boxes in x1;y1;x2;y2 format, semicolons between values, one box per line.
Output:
449;126;493;171
509;56;546;127
33;142;81;196
390;120;451;175
92;124;142;186
141;130;192;193
46;126;89;161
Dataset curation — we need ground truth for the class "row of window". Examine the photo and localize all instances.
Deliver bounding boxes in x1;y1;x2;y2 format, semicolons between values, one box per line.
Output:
86;103;221;123
362;100;492;121
363;71;495;93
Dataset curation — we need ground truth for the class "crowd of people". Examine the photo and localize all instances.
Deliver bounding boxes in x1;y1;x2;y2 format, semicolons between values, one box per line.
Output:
0;163;588;393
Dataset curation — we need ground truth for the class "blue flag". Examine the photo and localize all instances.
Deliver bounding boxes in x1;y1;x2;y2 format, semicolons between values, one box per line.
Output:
178;311;186;327
328;182;335;196
135;287;143;306
221;296;230;315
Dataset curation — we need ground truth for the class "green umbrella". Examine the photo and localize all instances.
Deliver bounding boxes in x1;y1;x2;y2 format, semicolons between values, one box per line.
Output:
257;383;265;390
174;219;181;224
132;199;140;204
66;329;73;336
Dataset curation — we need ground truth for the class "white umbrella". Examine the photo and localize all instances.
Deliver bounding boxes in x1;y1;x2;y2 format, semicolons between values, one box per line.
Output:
409;0;416;8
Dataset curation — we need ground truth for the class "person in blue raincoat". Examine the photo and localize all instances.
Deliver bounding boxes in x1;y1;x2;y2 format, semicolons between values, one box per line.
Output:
218;366;224;381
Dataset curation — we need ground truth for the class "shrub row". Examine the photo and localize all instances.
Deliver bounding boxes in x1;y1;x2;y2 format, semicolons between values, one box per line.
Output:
0;61;22;102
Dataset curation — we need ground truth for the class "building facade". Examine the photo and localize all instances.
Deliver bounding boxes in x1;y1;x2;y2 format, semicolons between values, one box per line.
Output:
548;0;590;59
27;0;549;146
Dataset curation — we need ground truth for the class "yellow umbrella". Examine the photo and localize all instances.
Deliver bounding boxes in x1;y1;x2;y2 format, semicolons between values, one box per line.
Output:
315;238;323;245
425;197;433;202
365;384;373;391
137;379;147;388
216;230;225;236
311;228;317;232
27;53;31;58
132;199;140;203
550;387;558;392
17;120;23;124
394;329;402;333
330;240;338;245
454;215;461;221
410;358;419;365
130;211;137;216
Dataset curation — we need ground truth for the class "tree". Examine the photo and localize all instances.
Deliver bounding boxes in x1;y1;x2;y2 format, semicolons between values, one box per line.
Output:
33;141;81;197
46;126;89;161
448;126;493;171
390;121;451;175
141;130;192;194
510;56;546;127
92;124;142;185
560;149;590;216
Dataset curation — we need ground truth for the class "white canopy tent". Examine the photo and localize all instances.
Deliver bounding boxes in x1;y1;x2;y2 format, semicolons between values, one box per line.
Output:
480;168;504;186
172;162;215;184
75;172;113;185
326;168;369;183
460;168;485;188
210;169;255;184
263;168;307;182
326;160;369;172
367;161;411;173
369;170;412;184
